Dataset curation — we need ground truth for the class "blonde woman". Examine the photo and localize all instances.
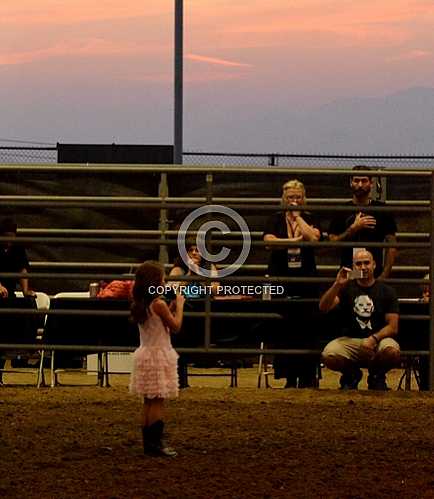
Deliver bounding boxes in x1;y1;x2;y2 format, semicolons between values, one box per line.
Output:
264;180;320;294
263;179;321;388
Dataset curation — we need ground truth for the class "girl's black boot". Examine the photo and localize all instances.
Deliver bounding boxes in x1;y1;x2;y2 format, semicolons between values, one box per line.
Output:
147;420;177;457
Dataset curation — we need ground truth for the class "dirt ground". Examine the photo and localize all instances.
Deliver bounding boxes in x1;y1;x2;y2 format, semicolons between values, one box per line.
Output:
1;367;434;499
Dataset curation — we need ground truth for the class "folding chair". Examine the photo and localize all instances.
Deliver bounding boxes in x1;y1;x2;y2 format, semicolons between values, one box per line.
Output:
16;292;51;388
257;341;273;388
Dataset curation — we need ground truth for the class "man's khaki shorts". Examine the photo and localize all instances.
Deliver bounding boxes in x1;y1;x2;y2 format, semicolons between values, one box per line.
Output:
322;336;400;363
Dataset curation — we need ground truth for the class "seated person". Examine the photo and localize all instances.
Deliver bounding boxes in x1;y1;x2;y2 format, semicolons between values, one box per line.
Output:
169;241;219;389
319;249;400;390
418;273;430;390
0;218;35;385
168;241;219;297
97;279;133;299
0;217;35;298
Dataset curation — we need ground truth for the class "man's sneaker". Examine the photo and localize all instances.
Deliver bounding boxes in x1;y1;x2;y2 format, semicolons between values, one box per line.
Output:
339;369;363;390
367;373;389;391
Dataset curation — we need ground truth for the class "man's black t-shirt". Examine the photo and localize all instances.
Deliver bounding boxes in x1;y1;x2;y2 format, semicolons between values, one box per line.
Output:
338;280;399;338
0;244;29;295
328;200;397;276
263;211;319;297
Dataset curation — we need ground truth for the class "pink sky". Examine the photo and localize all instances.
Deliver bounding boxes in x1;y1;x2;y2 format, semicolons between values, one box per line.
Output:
1;0;434;149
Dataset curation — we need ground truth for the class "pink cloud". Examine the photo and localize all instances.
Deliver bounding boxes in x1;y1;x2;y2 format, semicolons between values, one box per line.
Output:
196;0;434;50
186;53;252;68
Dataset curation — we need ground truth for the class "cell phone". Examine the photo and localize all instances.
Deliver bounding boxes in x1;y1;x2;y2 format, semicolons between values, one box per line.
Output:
163;288;176;301
348;269;364;280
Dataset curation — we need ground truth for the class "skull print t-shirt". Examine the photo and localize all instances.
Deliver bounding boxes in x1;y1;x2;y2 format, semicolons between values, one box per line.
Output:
338;281;399;338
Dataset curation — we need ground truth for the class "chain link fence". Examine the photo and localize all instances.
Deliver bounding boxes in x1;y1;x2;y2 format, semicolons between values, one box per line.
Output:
0;147;57;164
1;146;434;169
183;152;434;169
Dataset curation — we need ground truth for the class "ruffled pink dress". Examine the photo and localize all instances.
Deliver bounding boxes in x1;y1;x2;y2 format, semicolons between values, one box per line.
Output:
129;302;179;398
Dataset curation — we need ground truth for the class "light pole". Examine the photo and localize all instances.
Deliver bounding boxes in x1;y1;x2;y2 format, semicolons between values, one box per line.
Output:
159;0;183;263
174;0;183;164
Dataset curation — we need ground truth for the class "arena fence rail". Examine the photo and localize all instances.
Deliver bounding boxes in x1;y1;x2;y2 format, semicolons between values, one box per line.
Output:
0;165;433;390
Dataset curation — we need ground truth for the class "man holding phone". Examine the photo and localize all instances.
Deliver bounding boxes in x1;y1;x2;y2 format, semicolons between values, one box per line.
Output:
319;249;400;390
328;165;397;279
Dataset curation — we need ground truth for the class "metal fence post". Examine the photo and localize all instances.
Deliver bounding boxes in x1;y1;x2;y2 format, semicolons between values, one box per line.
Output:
430;171;434;390
158;173;169;264
174;0;183;165
204;173;213;349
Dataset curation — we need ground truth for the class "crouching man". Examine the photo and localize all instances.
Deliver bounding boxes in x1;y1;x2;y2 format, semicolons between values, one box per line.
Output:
319;249;400;390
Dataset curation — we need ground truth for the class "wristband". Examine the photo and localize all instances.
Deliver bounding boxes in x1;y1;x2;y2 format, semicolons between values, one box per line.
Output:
371;334;380;345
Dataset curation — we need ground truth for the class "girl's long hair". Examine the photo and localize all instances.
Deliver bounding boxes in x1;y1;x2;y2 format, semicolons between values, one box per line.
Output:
131;261;164;324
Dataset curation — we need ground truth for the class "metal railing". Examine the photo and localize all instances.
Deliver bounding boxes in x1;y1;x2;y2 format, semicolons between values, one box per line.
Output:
0;164;433;389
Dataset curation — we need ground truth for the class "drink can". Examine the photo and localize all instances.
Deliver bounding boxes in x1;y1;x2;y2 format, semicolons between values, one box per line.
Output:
262;285;271;301
262;275;271;301
89;282;100;297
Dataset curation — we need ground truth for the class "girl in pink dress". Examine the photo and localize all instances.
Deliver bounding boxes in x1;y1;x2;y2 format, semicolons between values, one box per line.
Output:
129;261;185;457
